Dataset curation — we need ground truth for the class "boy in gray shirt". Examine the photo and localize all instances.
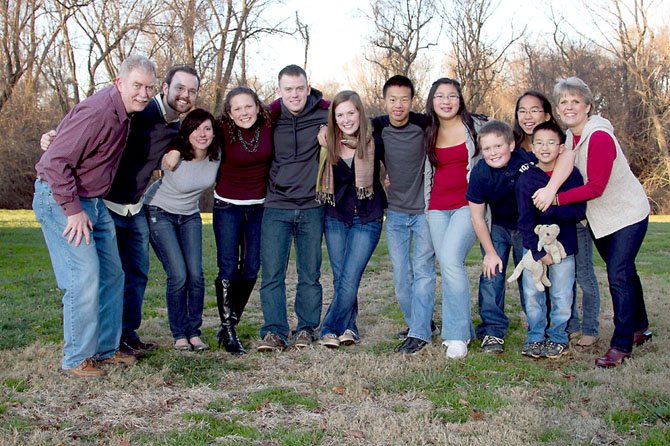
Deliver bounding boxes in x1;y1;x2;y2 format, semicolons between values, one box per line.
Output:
372;75;436;354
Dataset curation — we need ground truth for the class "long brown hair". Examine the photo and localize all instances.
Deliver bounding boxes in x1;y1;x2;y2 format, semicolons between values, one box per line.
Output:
326;90;369;165
423;78;482;166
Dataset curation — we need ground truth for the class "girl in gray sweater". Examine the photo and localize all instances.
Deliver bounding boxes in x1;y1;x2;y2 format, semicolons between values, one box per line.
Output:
144;109;221;351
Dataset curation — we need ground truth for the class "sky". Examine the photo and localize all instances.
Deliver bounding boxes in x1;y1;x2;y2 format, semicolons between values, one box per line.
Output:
250;0;669;90
253;0;556;88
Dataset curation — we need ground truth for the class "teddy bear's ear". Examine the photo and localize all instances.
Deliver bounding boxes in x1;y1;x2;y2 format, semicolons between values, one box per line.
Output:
534;225;541;235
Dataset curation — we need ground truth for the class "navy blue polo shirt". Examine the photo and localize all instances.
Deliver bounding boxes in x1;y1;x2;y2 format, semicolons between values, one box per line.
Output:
466;149;535;229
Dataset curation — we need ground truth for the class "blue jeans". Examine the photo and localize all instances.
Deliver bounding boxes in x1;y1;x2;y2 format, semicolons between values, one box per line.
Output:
385;210;436;342
33;179;124;369
475;224;525;340
567;221;601;337
428;207;477;341
592;217;648;353
109;208;150;343
147;206;205;340
212;199;263;281
320;215;382;338
259;207;324;342
523;254;575;344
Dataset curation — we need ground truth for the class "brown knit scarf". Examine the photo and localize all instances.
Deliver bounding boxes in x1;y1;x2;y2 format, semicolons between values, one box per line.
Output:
316;131;375;206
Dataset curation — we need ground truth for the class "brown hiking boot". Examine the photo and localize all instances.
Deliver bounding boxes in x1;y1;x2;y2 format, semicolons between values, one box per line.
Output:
64;358;106;378
95;351;137;366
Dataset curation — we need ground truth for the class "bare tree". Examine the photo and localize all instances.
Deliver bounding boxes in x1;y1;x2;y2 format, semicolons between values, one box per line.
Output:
360;0;438;109
295;12;309;71
440;0;524;112
0;0;79;113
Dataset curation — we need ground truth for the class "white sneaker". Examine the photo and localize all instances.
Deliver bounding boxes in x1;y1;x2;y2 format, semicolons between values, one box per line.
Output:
444;340;469;359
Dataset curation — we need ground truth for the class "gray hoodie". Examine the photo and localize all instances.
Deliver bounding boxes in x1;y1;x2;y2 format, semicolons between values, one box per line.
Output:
265;90;329;209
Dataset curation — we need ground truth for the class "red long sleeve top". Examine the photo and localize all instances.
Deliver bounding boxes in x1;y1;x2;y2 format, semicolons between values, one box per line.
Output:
557;131;617;205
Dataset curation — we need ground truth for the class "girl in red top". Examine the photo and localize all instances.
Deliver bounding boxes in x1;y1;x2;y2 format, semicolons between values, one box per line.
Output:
424;78;486;359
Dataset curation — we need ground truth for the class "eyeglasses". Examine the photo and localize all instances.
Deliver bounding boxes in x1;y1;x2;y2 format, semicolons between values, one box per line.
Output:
434;93;460;102
532;140;560;149
517;107;544;116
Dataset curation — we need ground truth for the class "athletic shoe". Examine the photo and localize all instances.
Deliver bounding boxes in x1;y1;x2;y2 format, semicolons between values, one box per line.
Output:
257;332;287;352
521;341;544;358
480;335;504;353
444;340;469;359
395;337;428;354
542;341;569;359
319;334;340;349
338;329;358;346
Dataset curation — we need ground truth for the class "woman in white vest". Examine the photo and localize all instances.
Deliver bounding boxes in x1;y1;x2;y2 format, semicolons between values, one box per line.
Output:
549;77;651;368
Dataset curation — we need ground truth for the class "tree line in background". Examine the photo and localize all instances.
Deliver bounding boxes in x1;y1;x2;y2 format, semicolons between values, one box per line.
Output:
1;0;668;212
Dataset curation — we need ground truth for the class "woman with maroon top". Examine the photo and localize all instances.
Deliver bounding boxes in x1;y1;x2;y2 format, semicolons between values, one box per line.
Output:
213;87;273;355
423;78;486;360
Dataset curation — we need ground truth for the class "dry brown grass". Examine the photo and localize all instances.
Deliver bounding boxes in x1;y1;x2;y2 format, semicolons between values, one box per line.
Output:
1;221;668;445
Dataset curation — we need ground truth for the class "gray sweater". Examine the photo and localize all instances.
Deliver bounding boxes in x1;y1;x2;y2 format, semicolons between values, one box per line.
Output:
144;156;220;215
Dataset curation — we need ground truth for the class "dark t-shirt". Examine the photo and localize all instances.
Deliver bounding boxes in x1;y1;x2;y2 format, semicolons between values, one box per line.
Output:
466;149;535;229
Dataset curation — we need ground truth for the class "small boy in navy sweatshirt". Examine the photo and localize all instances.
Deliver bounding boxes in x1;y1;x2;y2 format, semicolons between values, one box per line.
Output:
467;120;535;353
516;121;586;359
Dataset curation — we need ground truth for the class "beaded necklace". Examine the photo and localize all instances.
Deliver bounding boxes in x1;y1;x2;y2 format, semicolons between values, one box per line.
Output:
236;126;260;153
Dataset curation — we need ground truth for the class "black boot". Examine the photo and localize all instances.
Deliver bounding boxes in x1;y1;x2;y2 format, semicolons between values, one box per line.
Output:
231;279;256;322
215;279;246;355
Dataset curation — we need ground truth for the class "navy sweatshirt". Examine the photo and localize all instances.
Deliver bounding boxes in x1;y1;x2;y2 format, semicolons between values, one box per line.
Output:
515;164;586;261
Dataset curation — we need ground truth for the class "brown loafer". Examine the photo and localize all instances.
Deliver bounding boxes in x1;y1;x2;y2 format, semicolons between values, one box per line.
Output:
65;358;106;378
633;330;653;346
96;351;137;366
595;348;631;368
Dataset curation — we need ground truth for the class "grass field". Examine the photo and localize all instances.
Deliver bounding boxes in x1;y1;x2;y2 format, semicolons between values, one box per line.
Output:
1;210;669;445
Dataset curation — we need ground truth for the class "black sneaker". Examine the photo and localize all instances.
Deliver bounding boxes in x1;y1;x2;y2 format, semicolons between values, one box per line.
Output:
395;337;428;354
397;320;439;340
542;341;569;359
522;341;544;358
480;335;504;353
396;327;410;340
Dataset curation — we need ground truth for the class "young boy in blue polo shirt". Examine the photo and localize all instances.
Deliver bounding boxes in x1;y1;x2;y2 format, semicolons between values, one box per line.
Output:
516;121;586;359
467;120;534;353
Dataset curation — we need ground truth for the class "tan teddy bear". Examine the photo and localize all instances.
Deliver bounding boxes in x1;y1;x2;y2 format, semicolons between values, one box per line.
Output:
507;224;566;292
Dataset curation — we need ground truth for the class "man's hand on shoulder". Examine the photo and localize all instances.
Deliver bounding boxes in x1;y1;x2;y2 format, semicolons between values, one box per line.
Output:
63;211;93;246
162;150;181;171
40;129;56;152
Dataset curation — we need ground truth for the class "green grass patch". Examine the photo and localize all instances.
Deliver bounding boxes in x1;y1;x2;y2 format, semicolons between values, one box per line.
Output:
2;379;27;393
536;426;565;442
238;387;318;412
385;367;506;423
139;412;259;445
629;425;670;445
268;425;325;445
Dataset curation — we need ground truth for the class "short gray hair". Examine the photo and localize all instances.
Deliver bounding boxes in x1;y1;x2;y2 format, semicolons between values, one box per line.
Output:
553;77;594;115
118;55;157;79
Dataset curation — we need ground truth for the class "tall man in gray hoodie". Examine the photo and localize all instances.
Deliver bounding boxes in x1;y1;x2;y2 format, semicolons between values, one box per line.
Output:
256;65;330;352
